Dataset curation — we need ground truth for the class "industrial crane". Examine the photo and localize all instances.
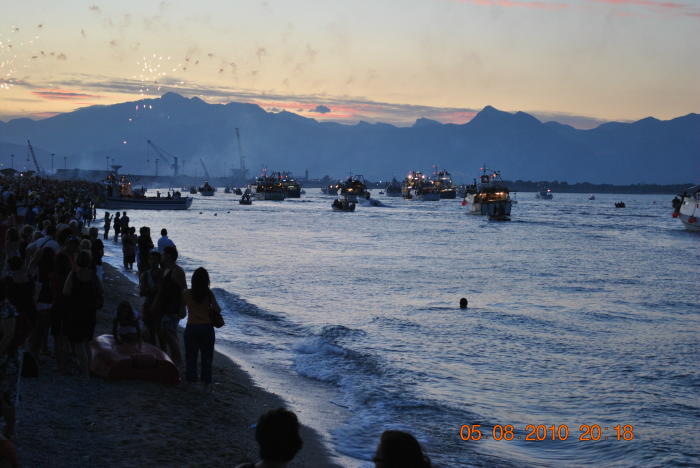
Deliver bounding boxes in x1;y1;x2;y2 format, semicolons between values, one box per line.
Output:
146;139;182;176
199;158;211;180
26;140;43;174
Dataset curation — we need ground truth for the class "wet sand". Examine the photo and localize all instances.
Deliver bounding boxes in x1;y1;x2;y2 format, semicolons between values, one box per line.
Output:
16;263;343;467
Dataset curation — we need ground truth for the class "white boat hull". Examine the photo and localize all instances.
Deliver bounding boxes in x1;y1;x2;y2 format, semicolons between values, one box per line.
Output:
679;195;700;231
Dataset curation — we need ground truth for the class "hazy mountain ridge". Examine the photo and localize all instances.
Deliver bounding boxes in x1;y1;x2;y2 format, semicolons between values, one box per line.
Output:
0;92;698;184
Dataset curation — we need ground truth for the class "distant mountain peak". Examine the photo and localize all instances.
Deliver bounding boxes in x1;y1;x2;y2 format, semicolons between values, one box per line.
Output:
413;117;441;128
160;92;186;101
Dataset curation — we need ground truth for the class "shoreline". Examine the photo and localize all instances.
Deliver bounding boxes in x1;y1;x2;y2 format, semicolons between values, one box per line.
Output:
17;263;343;467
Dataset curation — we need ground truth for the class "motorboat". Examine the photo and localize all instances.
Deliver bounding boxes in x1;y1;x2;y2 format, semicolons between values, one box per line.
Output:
432;169;457;199
199;181;215;196
239;192;253;205
462;167;513;220
338;175;370;202
254;170;286;200
332;197;356;212
385;178;402;197
102;174;192;210
279;172;302;198
675;186;699;231
537;189;553;200
402;171;440;201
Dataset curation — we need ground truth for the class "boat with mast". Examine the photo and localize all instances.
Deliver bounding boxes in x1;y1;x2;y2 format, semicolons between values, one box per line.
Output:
338;175;370;202
253;169;286;200
102;173;193;210
462;167;513;220
402;171;440;201
279;172;302;198
432;167;457;199
385;178;402;197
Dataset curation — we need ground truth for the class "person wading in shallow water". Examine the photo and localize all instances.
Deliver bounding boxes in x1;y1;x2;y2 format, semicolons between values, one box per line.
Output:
155;246;186;367
113;212;121;242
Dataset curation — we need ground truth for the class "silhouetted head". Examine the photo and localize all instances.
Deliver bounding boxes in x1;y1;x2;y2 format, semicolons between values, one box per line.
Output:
459;298;468;309
373;431;431;468
255;408;303;463
89;227;99;239
191;267;211;303
116;301;135;322
148;250;161;268
161;228;167;236
75;250;92;269
162;245;178;266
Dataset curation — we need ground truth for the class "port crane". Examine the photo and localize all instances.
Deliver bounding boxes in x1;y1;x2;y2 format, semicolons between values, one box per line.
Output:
26;140;43;175
231;128;248;181
199;158;212;180
146;139;182;176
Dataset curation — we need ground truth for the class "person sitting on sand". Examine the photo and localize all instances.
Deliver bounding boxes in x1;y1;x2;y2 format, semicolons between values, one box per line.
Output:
372;430;432;468
112;301;141;345
234;408;303;468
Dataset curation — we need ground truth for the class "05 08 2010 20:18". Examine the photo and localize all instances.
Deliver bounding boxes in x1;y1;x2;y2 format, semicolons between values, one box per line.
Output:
459;424;635;442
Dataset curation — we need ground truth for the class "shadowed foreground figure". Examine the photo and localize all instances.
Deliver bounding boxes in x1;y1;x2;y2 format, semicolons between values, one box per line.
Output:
235;408;303;468
373;430;432;468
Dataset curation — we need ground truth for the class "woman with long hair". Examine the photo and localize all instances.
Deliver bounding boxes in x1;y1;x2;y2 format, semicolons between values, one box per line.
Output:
183;267;221;391
373;431;432;468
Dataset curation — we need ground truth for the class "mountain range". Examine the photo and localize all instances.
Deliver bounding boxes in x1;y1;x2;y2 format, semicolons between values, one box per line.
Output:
0;92;698;184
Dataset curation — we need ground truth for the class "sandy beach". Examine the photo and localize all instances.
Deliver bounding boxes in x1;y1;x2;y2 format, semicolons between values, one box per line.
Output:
16;263;342;468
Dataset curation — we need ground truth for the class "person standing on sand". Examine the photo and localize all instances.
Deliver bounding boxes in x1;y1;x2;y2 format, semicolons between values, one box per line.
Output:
155;246;186;367
139;250;162;345
234;408;304;468
183;267;220;390
63;250;103;377
122;227;136;271
0;281;19;441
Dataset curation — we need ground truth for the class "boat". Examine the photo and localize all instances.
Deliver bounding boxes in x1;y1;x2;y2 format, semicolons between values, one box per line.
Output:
676;186;699;231
322;181;340;196
102;174;192;210
254;170;286;200
90;334;179;384
224;186;232;194
385;178;402;197
537;189;553;200
589;195;596;200
432;169;457;199
332;197;356;212
234;187;243;195
338;175;370;202
615;202;626;208
279;172;302;198
199;181;215;196
462;168;513;220
189;186;198;194
239;192;253;205
402;171;440;201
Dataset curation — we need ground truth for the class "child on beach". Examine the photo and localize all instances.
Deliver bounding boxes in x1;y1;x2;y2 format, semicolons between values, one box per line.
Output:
112;301;141;345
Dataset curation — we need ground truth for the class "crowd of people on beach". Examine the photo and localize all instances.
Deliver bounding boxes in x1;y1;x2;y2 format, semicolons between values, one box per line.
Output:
0;174;433;467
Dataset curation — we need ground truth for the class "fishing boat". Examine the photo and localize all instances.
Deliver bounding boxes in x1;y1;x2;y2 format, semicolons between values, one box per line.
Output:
254;170;286;200
385;178;402;197
332;196;356;212
199;181;215;196
279;172;302;198
189;186;198;194
432;169;457;199
224;186;232;194
675;186;700;231
589;195;596;200
402;171;440;201
234;187;243;195
462;168;513;220
339;175;370;202
537;189;553;200
322;181;341;196
102;174;193;211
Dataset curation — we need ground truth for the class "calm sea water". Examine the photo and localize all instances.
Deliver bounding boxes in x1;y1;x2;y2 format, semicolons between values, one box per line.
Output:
100;189;699;467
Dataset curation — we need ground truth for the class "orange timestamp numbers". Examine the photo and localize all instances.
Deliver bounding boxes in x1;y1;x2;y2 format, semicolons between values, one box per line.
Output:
459;424;634;442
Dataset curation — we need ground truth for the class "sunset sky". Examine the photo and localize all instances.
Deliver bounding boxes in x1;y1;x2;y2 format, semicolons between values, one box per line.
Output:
1;0;698;128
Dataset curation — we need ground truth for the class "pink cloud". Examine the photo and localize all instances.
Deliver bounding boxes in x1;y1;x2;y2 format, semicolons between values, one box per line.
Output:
31;89;102;101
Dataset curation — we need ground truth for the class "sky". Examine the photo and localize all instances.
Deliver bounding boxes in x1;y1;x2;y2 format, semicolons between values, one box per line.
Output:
1;0;699;129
